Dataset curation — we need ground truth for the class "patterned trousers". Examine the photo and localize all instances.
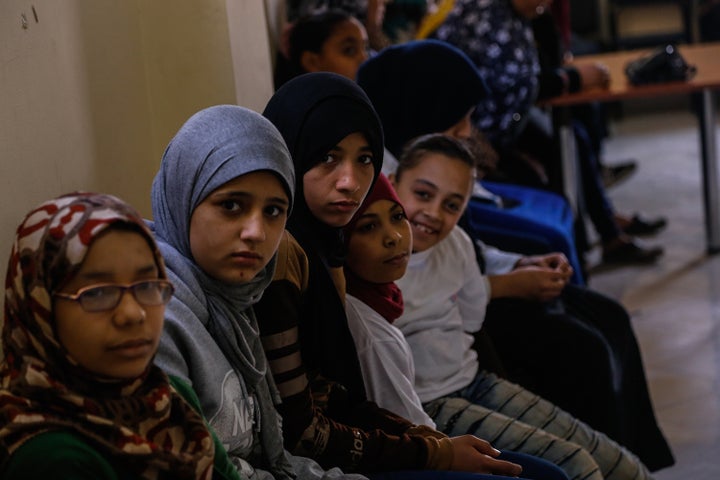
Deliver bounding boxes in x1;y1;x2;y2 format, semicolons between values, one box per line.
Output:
424;371;654;480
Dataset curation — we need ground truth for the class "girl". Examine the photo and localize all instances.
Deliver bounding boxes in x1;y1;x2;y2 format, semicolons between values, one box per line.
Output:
150;105;358;480
389;133;654;480
357;39;673;470
0;192;241;480
275;9;369;88
256;71;524;477
285;0;391;51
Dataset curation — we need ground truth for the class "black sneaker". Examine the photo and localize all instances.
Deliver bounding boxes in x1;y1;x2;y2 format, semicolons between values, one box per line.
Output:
623;214;668;236
602;238;664;265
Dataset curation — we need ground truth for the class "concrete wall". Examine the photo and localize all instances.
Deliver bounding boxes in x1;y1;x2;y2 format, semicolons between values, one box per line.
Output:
0;0;277;311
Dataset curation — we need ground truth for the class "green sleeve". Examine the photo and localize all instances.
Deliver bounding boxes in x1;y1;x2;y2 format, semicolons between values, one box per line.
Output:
169;376;247;480
2;431;121;480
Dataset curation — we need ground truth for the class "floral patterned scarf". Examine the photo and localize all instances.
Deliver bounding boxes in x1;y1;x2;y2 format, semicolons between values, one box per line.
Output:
1;192;215;480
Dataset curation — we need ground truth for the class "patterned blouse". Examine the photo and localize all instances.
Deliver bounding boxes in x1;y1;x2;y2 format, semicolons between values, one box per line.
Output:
431;0;540;144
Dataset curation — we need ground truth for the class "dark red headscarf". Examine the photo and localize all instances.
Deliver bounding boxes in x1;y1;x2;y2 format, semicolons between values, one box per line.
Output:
344;174;405;323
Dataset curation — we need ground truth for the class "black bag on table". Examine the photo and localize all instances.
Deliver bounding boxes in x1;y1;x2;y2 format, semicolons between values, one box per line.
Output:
625;44;697;85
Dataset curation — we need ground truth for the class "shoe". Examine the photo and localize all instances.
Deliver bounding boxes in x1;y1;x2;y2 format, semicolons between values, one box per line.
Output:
602;160;637;188
602;238;664;265
622;214;668;236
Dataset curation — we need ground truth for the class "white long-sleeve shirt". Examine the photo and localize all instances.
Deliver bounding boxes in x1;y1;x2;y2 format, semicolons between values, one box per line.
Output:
395;226;490;402
479;241;523;274
345;294;436;427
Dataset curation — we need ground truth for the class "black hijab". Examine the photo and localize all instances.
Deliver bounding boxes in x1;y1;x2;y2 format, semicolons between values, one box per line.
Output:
357;39;489;158
264;72;383;263
262;72;384;402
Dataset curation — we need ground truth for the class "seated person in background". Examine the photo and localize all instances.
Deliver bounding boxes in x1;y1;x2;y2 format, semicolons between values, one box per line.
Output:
0;192;242;480
387;133;659;480
285;0;391;51
274;9;369;88
533;0;639;191
425;0;666;265
150;105;361;480
257;71;531;478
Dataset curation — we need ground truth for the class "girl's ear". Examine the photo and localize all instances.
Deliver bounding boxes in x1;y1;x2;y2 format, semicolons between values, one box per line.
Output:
388;172;397;186
300;51;322;73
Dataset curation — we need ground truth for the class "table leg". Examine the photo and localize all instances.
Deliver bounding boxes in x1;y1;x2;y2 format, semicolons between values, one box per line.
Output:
699;88;720;253
554;107;579;214
559;123;578;214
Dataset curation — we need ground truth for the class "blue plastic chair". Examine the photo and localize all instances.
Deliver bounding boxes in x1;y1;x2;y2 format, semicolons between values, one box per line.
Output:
464;180;585;285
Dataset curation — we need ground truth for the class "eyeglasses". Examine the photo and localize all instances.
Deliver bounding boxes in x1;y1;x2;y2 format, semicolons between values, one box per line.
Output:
54;280;175;313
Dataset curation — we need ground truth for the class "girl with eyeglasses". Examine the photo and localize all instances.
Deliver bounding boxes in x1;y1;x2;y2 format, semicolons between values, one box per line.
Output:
0;192;243;480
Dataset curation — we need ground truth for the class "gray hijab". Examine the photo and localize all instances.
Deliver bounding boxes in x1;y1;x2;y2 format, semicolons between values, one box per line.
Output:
150;104;295;478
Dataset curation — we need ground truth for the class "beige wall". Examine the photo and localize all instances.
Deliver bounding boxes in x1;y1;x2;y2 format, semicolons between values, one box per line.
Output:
0;0;277;311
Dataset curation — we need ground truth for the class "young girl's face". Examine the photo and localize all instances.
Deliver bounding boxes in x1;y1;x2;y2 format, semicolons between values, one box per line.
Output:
346;199;412;283
53;229;166;379
189;170;290;284
391;153;474;253
303;132;376;227
303;17;369;80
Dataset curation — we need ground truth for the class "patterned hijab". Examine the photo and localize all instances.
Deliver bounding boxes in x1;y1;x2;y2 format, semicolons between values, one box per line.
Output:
1;192;215;479
344;174;405;323
151;105;295;479
356;39;489;157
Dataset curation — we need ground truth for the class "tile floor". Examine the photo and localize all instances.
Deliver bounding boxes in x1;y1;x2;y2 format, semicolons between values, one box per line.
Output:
587;103;720;477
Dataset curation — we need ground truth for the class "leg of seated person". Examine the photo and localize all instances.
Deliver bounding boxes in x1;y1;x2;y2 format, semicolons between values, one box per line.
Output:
426;396;601;480
498;451;570;480
428;372;653;480
366;465;564;480
561;285;674;471
483;296;623;439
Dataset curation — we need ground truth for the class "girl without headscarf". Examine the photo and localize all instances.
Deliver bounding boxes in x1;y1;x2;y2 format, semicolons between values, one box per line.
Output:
1;192;240;480
151;105;312;480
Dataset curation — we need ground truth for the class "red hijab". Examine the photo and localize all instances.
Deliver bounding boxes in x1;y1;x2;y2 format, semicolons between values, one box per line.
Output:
344;174;405;323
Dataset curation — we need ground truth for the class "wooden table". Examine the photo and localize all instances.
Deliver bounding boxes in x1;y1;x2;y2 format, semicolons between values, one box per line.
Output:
545;42;720;253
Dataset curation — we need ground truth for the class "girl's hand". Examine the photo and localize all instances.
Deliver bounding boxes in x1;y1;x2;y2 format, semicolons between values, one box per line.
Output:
516;253;573;282
449;435;523;476
490;267;568;302
510;268;567;301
